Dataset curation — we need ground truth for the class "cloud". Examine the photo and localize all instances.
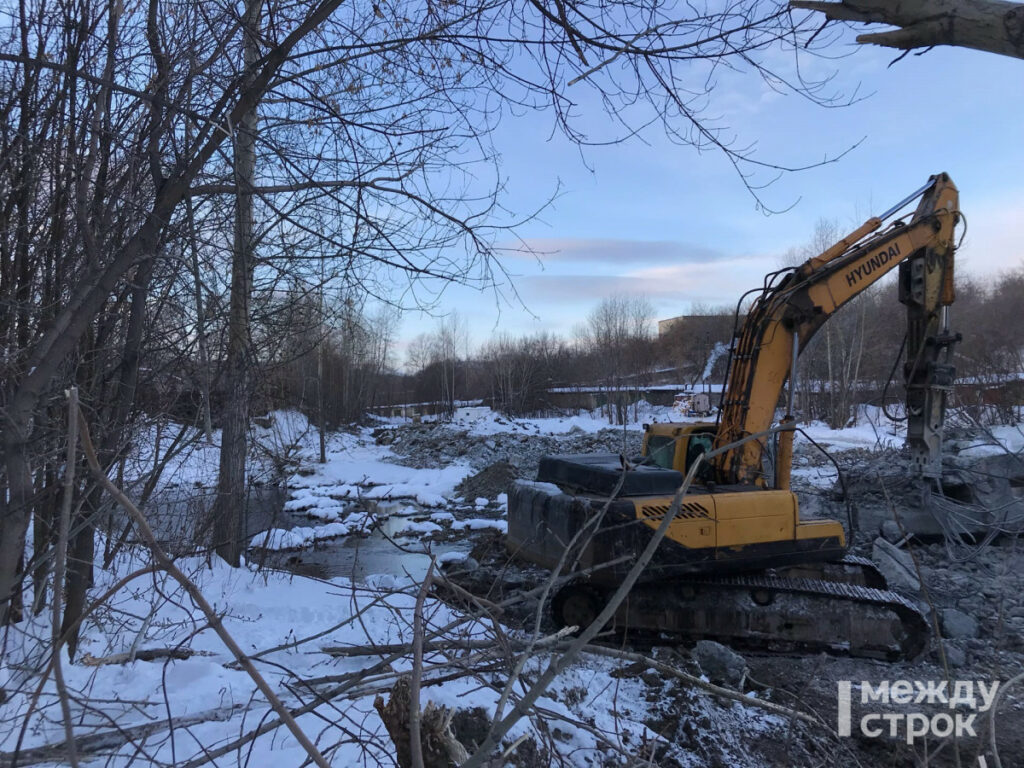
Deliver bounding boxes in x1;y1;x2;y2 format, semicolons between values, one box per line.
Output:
519;274;651;302
517;253;777;308
504;237;728;266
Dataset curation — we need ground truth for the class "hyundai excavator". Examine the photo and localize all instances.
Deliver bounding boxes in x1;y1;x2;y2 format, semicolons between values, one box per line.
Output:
507;173;961;659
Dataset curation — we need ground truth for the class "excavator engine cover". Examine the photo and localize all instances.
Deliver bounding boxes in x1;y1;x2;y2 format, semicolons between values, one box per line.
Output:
537;453;683;497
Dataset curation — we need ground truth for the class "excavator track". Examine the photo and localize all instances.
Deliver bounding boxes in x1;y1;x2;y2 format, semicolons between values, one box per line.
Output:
775;553;887;589
553;571;929;660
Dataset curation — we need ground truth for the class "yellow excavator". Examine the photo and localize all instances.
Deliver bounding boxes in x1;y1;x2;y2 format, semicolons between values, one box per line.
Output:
507;173;961;659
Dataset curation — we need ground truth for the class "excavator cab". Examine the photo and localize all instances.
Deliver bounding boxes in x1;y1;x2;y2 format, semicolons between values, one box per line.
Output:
642;422;717;480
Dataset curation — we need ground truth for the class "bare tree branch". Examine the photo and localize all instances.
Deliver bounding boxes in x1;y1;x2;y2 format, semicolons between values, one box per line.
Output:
791;0;1024;59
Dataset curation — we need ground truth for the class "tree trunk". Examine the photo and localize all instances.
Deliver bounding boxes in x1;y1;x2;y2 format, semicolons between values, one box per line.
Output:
187;174;214;444
0;420;34;624
214;0;262;566
791;0;1024;60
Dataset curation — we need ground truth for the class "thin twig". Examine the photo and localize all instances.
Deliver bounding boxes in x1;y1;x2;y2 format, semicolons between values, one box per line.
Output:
53;386;81;768
409;559;435;768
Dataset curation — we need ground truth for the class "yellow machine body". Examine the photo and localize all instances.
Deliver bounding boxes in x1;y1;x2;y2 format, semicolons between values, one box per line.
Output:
636;421;844;560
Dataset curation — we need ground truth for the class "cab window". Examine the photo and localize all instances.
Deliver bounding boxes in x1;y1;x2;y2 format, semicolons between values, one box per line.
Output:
686;433;713;471
646;435;676;469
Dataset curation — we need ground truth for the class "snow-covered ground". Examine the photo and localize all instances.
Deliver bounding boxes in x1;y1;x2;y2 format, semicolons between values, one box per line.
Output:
7;403;1023;767
0;541;781;767
403;401;673;436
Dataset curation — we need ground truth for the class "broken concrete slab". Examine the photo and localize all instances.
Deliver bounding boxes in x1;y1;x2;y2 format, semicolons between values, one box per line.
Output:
939;607;979;639
693;640;747;688
872;537;921;594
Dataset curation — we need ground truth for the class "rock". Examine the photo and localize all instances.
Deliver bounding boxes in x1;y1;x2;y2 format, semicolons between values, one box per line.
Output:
454;461;520;501
943;643;967;668
610;661;647;679
1004;615;1024;633
692;640;746;688
880;520;904;543
449;707;489;751
872;537;921;594
940;608;979;639
641;670;663;687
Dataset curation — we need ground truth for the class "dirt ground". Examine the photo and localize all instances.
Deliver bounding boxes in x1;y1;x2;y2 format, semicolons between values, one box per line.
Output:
379;420;1024;767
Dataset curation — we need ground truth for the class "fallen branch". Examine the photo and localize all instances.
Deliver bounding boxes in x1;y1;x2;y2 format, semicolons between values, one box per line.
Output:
79;647;208;666
76;408;332;768
321;626;576;658
579;645;822;726
0;703;247;767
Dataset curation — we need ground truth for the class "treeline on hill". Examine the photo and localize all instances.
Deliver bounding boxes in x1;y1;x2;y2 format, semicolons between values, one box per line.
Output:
233;272;1024;431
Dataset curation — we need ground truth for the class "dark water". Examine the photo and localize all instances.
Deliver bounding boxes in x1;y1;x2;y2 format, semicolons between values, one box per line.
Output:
117;486;471;582
112;483;284;551
253;500;473;581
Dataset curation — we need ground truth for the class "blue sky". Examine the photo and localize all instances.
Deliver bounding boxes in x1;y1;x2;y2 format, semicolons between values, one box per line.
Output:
395;29;1024;358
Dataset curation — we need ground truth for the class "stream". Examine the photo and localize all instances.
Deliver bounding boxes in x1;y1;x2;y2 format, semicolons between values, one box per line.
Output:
118;487;476;583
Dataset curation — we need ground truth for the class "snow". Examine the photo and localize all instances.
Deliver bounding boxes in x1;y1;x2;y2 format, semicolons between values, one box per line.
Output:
1;547;499;765
409;403;667;436
252;521;350;549
122;409;320;492
794;406;905;452
789;463;840;489
393;519;443;536
283;488;349;520
1;538;695;768
514;479;564;495
287;428;472;508
12;402;1022;766
453;518;508;533
955;423;1024;457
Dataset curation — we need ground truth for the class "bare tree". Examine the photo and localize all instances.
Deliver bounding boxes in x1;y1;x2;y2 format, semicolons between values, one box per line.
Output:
793;219;865;426
482;332;565;416
405;314;469;418
267;288;398;427
212;0;264;567
583;294;655;424
0;0;884;618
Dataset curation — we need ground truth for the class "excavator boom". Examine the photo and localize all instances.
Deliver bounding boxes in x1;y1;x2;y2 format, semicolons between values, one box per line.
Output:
713;173;959;485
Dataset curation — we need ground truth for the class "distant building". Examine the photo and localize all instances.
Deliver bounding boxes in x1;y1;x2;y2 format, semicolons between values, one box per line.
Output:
657;313;739;338
657;313;738;384
657;315;686;336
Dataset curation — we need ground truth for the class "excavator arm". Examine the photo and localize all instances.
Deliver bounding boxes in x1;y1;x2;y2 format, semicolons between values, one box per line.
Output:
713;173;959;486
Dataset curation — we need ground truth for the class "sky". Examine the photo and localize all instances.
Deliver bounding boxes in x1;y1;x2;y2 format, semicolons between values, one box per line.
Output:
393;20;1024;361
